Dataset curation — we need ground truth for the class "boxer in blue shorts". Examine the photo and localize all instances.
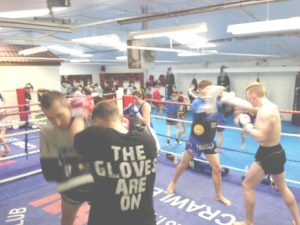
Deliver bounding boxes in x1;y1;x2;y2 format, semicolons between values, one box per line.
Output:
166;80;232;206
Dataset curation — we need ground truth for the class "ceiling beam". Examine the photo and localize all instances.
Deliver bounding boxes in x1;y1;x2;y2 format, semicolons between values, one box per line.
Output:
117;0;287;25
209;31;300;44
0;17;73;32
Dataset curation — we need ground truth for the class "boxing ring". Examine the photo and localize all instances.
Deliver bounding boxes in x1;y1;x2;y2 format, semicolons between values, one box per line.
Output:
1;92;300;225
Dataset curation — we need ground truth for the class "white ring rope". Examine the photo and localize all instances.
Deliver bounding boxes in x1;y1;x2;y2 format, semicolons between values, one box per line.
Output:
0;113;299;186
2;150;300;186
159;149;300;185
0;169;42;185
0;150;40;162
4;129;40;138
1;117;47;127
151;115;300;138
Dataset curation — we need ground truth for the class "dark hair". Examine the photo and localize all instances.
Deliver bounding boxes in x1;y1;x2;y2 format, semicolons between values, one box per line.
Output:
40;90;68;109
191;78;198;91
25;83;34;90
92;101;119;121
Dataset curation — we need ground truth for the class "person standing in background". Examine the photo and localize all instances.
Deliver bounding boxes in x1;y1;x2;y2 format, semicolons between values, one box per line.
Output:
152;83;163;117
0;91;10;157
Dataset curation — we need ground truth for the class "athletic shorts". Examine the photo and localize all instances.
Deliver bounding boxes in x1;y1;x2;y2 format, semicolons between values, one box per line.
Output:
216;121;225;132
166;119;178;125
178;112;186;120
185;141;216;158
216;127;225;132
255;144;286;175
61;187;92;205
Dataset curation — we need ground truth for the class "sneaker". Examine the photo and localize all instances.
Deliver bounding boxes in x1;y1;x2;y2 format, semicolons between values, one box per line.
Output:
175;139;182;145
241;143;246;150
167;140;171;146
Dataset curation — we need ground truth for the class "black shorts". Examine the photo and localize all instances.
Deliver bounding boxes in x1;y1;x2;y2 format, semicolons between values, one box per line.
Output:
166;119;178;125
216;127;225;132
61;186;92;205
255;144;286;175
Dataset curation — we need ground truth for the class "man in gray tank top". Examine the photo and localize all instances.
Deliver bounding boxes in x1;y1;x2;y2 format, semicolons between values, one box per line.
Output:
39;90;89;225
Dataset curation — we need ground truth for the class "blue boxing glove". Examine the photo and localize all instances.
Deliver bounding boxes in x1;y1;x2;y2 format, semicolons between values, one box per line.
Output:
192;98;206;114
131;104;142;120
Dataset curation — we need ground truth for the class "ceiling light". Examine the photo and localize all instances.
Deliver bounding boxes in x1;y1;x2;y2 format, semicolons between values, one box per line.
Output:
72;34;127;50
0;8;67;18
18;46;48;56
169;34;215;48
177;50;217;57
127;45;186;53
70;59;90;63
130;23;207;39
115;56;127;60
48;45;91;57
72;34;120;44
227;17;300;35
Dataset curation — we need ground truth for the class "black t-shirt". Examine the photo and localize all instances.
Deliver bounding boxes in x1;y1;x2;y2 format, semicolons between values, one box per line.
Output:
74;126;157;225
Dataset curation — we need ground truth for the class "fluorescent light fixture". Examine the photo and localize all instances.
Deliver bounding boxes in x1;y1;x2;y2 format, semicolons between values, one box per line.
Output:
177;50;218;57
70;59;90;63
72;34;127;51
128;45;185;53
18;46;48;56
72;34;120;44
130;23;207;39
115;56;127;60
227;17;300;35
48;45;92;57
0;8;67;18
169;34;216;48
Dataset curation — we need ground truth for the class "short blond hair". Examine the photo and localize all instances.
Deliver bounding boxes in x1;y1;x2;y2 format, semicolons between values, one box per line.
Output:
246;82;266;97
198;79;213;90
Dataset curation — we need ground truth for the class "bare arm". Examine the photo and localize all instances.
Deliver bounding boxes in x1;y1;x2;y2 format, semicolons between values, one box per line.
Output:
69;116;86;145
221;92;256;113
245;110;273;142
141;102;151;127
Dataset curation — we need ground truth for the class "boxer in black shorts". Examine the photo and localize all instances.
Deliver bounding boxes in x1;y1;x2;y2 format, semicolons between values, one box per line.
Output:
255;144;286;175
234;82;300;225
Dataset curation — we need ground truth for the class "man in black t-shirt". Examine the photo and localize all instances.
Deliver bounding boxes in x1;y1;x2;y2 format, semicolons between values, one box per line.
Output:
74;101;158;225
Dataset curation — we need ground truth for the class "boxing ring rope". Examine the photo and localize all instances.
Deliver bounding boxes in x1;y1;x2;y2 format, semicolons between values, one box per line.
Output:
0;150;40;162
4;129;40;138
0;169;42;185
158;149;300;185
1;95;300;187
151;115;300;138
0;95;123;185
146;98;300;115
148;97;300;185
